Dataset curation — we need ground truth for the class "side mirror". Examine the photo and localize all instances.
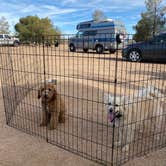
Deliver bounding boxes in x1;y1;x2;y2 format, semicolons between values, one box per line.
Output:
116;34;122;44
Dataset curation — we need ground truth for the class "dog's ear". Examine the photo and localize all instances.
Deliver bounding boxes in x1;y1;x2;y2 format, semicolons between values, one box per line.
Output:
104;93;114;104
52;89;57;99
38;86;44;99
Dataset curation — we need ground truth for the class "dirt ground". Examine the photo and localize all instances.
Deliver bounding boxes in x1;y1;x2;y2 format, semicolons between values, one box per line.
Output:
1;84;166;166
0;45;166;165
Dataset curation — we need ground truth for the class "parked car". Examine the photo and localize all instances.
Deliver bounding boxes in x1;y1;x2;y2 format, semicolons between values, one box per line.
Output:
0;34;20;46
122;33;166;62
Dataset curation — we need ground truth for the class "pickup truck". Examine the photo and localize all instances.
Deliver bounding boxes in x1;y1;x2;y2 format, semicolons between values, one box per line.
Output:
0;34;20;46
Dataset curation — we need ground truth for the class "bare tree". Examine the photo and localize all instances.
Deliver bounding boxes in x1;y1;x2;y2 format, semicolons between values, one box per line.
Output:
0;16;10;34
145;0;166;35
92;10;107;21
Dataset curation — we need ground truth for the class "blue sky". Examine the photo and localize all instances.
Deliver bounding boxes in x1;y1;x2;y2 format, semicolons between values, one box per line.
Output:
0;0;165;34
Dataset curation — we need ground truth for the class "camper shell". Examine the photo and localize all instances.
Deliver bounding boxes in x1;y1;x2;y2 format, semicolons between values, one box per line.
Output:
69;19;127;53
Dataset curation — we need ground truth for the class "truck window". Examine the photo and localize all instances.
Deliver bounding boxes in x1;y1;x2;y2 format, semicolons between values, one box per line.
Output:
4;35;10;39
79;24;91;29
76;31;84;38
84;31;97;36
0;35;3;38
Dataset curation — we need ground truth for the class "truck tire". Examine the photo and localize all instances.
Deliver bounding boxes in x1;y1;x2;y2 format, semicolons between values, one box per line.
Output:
96;45;103;54
69;44;76;52
13;41;19;47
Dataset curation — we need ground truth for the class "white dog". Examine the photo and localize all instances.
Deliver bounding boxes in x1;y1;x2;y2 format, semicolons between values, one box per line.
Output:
104;86;165;151
136;86;165;100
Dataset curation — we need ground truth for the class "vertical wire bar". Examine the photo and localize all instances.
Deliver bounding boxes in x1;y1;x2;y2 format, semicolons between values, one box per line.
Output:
115;32;124;165
27;43;32;132
111;33;119;166
76;36;79;153
138;52;147;155
91;36;95;160
135;48;142;157
105;32;113;165
96;35;100;160
144;62;154;153
101;33;106;163
62;35;66;148
67;35;70;149
151;62;161;152
23;43;27;132
81;36;84;155
38;38;44;138
128;45;137;161
0;46;9;125
42;36;48;142
158;63;165;148
7;46;17;124
71;34;74;151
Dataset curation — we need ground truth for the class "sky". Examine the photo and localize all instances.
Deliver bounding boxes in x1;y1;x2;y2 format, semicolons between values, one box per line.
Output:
0;0;165;35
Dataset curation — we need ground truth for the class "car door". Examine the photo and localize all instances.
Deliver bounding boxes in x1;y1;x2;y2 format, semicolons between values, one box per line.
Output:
142;35;165;60
82;31;89;49
75;31;84;49
159;34;166;60
152;34;166;60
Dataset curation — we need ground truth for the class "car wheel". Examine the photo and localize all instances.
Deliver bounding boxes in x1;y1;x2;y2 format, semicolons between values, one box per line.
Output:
83;48;88;53
13;41;19;47
69;44;76;52
96;45;103;54
128;49;142;62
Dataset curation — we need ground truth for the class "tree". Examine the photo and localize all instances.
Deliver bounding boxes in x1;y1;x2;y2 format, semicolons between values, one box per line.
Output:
0;16;10;34
133;0;166;41
92;10;107;21
15;16;61;42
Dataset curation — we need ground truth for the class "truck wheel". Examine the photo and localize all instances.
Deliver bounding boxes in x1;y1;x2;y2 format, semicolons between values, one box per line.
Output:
69;44;76;52
96;45;103;54
13;41;19;47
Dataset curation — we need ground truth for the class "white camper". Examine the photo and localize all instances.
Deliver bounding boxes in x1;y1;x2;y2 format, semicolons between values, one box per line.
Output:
69;19;127;53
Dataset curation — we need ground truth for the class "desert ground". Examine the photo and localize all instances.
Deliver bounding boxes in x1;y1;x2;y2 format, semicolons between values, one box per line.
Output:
0;44;165;165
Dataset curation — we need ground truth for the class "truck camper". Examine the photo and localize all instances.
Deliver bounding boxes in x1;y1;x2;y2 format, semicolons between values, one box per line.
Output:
69;19;127;53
